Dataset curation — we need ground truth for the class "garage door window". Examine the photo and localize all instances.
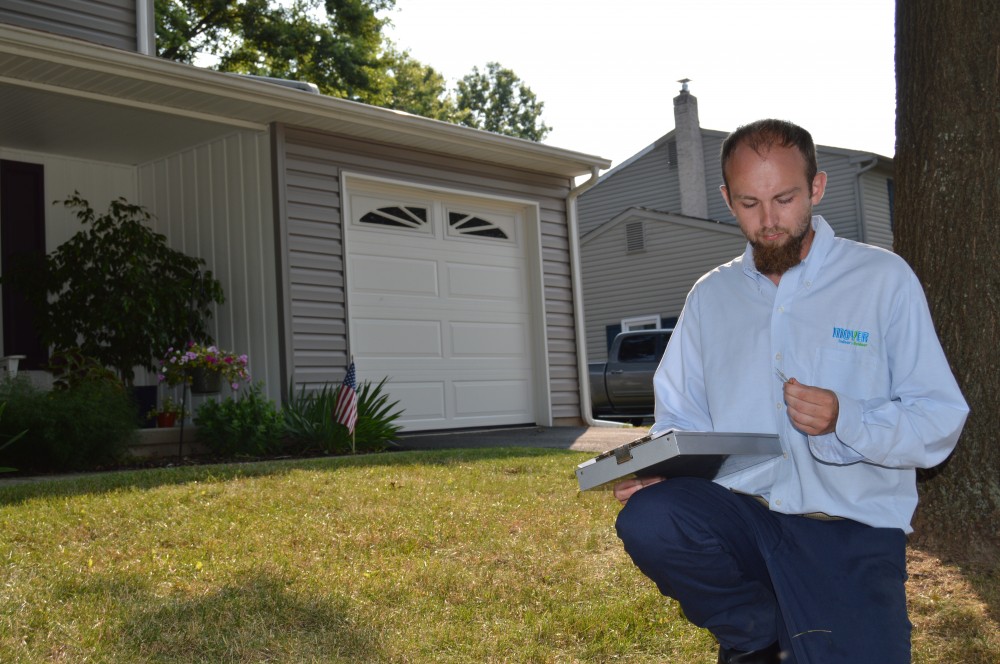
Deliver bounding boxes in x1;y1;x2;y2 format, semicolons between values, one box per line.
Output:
448;212;509;239
360;205;429;231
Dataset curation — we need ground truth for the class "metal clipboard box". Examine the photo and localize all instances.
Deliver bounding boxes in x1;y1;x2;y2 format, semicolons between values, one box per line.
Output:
575;430;782;491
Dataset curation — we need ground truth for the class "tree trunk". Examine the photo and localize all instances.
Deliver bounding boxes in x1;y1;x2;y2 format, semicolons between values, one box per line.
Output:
895;0;1000;563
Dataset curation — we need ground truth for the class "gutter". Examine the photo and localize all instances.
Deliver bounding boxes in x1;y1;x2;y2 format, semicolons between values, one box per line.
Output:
565;168;628;428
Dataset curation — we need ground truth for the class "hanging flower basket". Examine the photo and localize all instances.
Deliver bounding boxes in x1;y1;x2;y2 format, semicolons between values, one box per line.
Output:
189;367;222;394
157;343;250;391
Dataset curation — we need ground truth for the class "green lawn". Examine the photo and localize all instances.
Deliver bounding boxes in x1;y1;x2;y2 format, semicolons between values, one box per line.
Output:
1;448;997;663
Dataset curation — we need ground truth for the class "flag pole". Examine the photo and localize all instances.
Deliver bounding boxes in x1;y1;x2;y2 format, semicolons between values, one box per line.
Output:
350;354;356;455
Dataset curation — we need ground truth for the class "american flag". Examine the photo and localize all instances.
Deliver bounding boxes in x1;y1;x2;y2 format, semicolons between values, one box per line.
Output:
333;361;358;434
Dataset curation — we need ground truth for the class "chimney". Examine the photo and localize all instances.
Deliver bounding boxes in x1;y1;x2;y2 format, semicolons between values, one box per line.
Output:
673;79;708;218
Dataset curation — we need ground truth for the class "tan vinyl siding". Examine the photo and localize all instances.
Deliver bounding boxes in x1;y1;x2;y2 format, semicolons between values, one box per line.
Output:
136;130;282;400
0;0;137;51
276;126;582;421
582;212;745;361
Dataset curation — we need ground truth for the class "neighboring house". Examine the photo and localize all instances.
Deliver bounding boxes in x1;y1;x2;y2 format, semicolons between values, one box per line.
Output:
578;82;895;361
0;1;612;432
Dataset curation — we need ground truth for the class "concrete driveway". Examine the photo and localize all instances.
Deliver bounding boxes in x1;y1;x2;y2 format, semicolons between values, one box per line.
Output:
394;424;646;454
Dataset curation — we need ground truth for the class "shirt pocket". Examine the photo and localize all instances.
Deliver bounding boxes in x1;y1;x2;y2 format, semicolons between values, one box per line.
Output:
812;346;880;398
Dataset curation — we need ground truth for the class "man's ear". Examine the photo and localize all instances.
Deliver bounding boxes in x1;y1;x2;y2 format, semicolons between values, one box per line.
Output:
720;184;735;215
811;171;828;205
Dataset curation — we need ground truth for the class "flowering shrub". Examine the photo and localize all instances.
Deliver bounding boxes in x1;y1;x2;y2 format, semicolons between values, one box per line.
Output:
158;343;250;389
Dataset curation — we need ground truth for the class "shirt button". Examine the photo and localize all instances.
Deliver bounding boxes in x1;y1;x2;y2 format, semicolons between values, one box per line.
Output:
776;402;783;410
775;499;782;506
775;352;783;361
777;306;785;313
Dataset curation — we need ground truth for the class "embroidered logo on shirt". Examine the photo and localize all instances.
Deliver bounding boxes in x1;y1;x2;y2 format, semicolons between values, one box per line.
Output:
832;327;870;347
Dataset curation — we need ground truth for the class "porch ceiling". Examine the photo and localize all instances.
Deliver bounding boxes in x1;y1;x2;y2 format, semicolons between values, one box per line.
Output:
0;24;611;176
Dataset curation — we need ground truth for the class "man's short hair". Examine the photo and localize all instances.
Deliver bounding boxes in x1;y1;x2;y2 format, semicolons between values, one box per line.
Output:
720;119;818;189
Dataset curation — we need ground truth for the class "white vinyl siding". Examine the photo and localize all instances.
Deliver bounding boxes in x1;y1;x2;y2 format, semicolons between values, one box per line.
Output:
0;0;139;52
136;130;282;399
276;126;583;425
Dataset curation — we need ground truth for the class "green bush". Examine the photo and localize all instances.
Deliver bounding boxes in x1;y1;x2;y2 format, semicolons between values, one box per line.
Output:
0;376;138;472
194;382;285;457
283;378;403;455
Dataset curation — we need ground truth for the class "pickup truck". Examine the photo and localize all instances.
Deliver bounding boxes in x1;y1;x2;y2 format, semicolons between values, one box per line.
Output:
589;329;672;424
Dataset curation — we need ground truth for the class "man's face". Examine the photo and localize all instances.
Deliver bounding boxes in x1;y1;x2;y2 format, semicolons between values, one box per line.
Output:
721;143;827;277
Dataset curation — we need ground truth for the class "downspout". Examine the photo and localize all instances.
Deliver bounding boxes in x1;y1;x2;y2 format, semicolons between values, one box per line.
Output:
851;155;879;243
565;167;624;427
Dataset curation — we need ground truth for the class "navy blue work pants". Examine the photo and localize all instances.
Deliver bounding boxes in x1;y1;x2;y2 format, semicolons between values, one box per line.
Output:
615;477;910;663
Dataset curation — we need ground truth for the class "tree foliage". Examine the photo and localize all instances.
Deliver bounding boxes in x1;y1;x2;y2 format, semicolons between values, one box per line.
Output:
895;0;1000;563
155;0;391;98
363;45;458;122
456;62;551;141
154;0;550;140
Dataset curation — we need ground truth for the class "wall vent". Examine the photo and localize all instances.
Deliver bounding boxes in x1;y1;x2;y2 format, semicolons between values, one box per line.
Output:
625;221;646;253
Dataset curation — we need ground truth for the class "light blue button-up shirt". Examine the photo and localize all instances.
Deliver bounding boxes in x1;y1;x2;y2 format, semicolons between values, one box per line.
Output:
649;216;969;532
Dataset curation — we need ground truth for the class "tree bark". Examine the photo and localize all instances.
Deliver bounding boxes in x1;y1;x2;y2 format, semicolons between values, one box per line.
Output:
895;0;1000;563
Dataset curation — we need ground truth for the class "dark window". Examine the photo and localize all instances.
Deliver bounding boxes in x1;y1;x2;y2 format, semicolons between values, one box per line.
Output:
618;334;657;363
667;140;678;168
0;160;48;369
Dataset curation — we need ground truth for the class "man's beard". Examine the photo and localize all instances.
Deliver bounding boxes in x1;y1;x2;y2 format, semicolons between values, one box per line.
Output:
750;215;811;275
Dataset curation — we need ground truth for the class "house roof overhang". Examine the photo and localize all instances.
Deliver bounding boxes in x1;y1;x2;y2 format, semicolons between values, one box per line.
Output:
0;24;611;177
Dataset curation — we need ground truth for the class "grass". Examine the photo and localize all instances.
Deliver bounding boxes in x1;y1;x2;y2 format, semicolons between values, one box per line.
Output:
0;447;997;663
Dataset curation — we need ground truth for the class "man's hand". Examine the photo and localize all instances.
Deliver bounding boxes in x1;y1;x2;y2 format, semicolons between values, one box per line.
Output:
613;476;664;505
782;377;839;436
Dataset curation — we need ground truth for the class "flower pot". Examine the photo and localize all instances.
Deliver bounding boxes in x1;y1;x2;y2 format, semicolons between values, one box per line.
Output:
157;412;178;428
189;367;222;394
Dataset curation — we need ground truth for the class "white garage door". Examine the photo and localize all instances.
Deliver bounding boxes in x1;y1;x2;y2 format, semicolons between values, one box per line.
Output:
345;178;538;432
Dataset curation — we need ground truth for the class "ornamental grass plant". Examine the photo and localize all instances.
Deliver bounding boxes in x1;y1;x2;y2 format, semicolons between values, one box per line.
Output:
283;378;402;455
0;448;997;663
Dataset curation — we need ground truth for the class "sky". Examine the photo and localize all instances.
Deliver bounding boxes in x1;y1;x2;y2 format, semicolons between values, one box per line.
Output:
381;0;897;169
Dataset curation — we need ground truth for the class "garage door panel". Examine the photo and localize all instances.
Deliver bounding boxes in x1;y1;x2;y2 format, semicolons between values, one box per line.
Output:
385;382;447;422
454;379;532;418
450;321;528;358
351;254;439;297
353;318;442;358
446;262;522;301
